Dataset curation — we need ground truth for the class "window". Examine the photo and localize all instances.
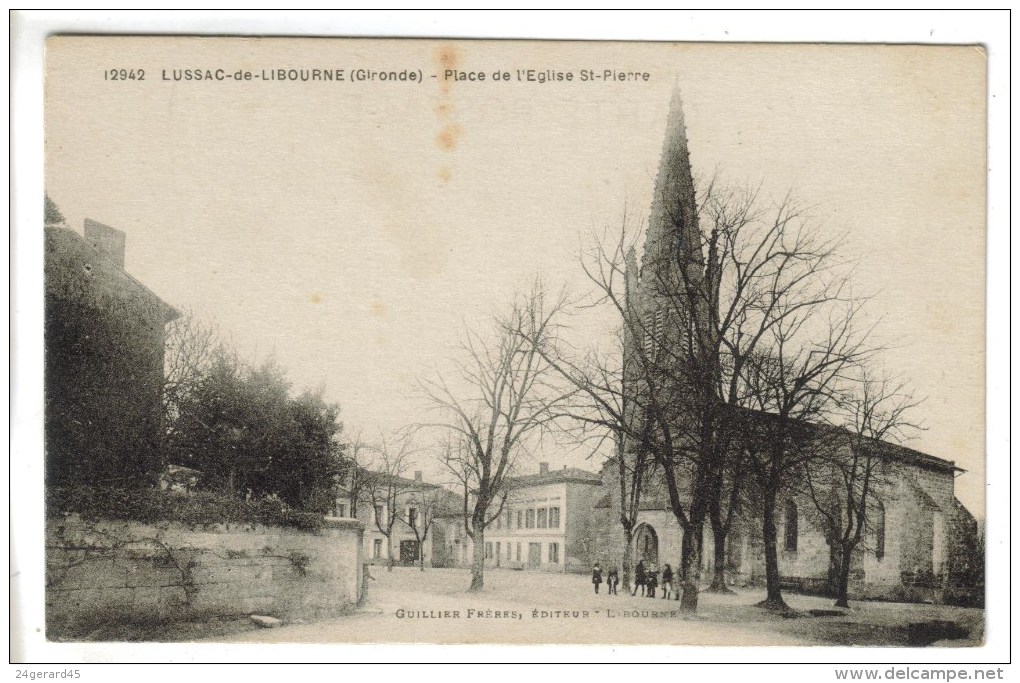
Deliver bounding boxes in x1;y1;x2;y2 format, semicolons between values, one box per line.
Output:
548;542;559;564
516;543;521;562
507;542;512;561
485;542;493;559
374;504;384;526
333;502;347;518
643;312;655;354
933;512;947;574
874;501;886;561
517;510;523;529
537;508;547;529
495;542;501;564
496;514;502;530
784;500;798;551
549;507;560;529
506;509;512;530
525;509;535;529
407;507;418;529
372;539;382;559
643;309;666;354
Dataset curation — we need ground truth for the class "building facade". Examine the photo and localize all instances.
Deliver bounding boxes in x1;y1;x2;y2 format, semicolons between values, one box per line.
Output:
439;463;602;574
45;218;178;488
333;469;455;568
596;446;981;603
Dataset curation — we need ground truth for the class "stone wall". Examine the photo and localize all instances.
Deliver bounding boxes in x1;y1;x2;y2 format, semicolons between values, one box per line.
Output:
46;514;364;636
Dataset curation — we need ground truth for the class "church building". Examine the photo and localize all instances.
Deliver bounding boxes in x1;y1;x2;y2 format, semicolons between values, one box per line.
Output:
594;90;981;605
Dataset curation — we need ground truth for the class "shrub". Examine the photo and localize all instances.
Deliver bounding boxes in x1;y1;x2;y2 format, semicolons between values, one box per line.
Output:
46;486;325;531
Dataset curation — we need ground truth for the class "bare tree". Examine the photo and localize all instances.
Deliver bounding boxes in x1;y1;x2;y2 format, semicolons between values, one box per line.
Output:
161;308;222;453
336;429;373;520
740;300;873;611
421;282;571;591
405;483;443;571
365;436;416;572
564;177;861;611
801;368;921;607
515;299;651;592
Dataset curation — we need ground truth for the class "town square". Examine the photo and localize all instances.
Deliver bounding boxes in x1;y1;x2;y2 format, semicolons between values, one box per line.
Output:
27;33;992;658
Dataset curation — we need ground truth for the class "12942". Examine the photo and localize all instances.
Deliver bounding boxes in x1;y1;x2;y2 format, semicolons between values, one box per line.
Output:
105;68;145;81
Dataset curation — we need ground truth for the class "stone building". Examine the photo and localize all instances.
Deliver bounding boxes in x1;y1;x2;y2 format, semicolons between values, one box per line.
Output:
333;468;457;568
45;217;178;487
438;463;602;574
593;90;981;604
596;443;980;603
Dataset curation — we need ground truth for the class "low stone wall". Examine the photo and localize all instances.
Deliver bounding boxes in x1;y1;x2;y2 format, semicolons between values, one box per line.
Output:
46;514;364;636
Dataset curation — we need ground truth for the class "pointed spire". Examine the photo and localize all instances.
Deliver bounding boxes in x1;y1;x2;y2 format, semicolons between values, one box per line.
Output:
640;86;704;288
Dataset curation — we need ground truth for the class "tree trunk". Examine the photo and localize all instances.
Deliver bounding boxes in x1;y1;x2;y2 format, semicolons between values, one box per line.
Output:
621;526;634;592
386;535;394;572
707;526;733;593
759;484;787;610
469;530;485;591
834;544;853;608
827;540;841;597
419;538;426;572
678;524;703;612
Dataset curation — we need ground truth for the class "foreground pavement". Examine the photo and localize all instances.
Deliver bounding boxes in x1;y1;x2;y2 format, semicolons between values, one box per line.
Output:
215;567;983;646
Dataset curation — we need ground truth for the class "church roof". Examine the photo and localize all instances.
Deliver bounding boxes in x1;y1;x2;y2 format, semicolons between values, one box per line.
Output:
811;420;962;474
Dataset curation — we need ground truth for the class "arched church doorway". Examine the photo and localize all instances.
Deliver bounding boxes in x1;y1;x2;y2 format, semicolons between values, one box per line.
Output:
634;523;659;566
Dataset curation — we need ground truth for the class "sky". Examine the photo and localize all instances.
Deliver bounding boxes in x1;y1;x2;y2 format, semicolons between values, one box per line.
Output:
44;38;987;514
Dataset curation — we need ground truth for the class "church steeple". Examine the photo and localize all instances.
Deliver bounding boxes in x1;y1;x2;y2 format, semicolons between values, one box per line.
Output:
640;86;705;289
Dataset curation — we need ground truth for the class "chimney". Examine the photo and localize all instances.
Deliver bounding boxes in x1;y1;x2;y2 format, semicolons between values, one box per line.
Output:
84;219;126;268
414;470;423;483
539;462;549;475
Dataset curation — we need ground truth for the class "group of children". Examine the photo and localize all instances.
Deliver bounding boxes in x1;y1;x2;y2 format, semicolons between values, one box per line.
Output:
590;560;675;599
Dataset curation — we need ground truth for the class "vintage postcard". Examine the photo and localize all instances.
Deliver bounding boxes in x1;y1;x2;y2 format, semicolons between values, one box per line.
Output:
34;35;988;653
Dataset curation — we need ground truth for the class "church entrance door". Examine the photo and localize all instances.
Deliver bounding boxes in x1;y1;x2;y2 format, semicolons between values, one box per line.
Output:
634;523;659;566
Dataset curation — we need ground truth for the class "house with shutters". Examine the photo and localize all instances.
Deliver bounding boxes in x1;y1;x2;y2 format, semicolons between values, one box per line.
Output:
438;462;602;574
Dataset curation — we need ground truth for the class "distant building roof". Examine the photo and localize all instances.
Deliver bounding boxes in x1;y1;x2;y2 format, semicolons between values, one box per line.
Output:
357;467;445;490
509;466;602;488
